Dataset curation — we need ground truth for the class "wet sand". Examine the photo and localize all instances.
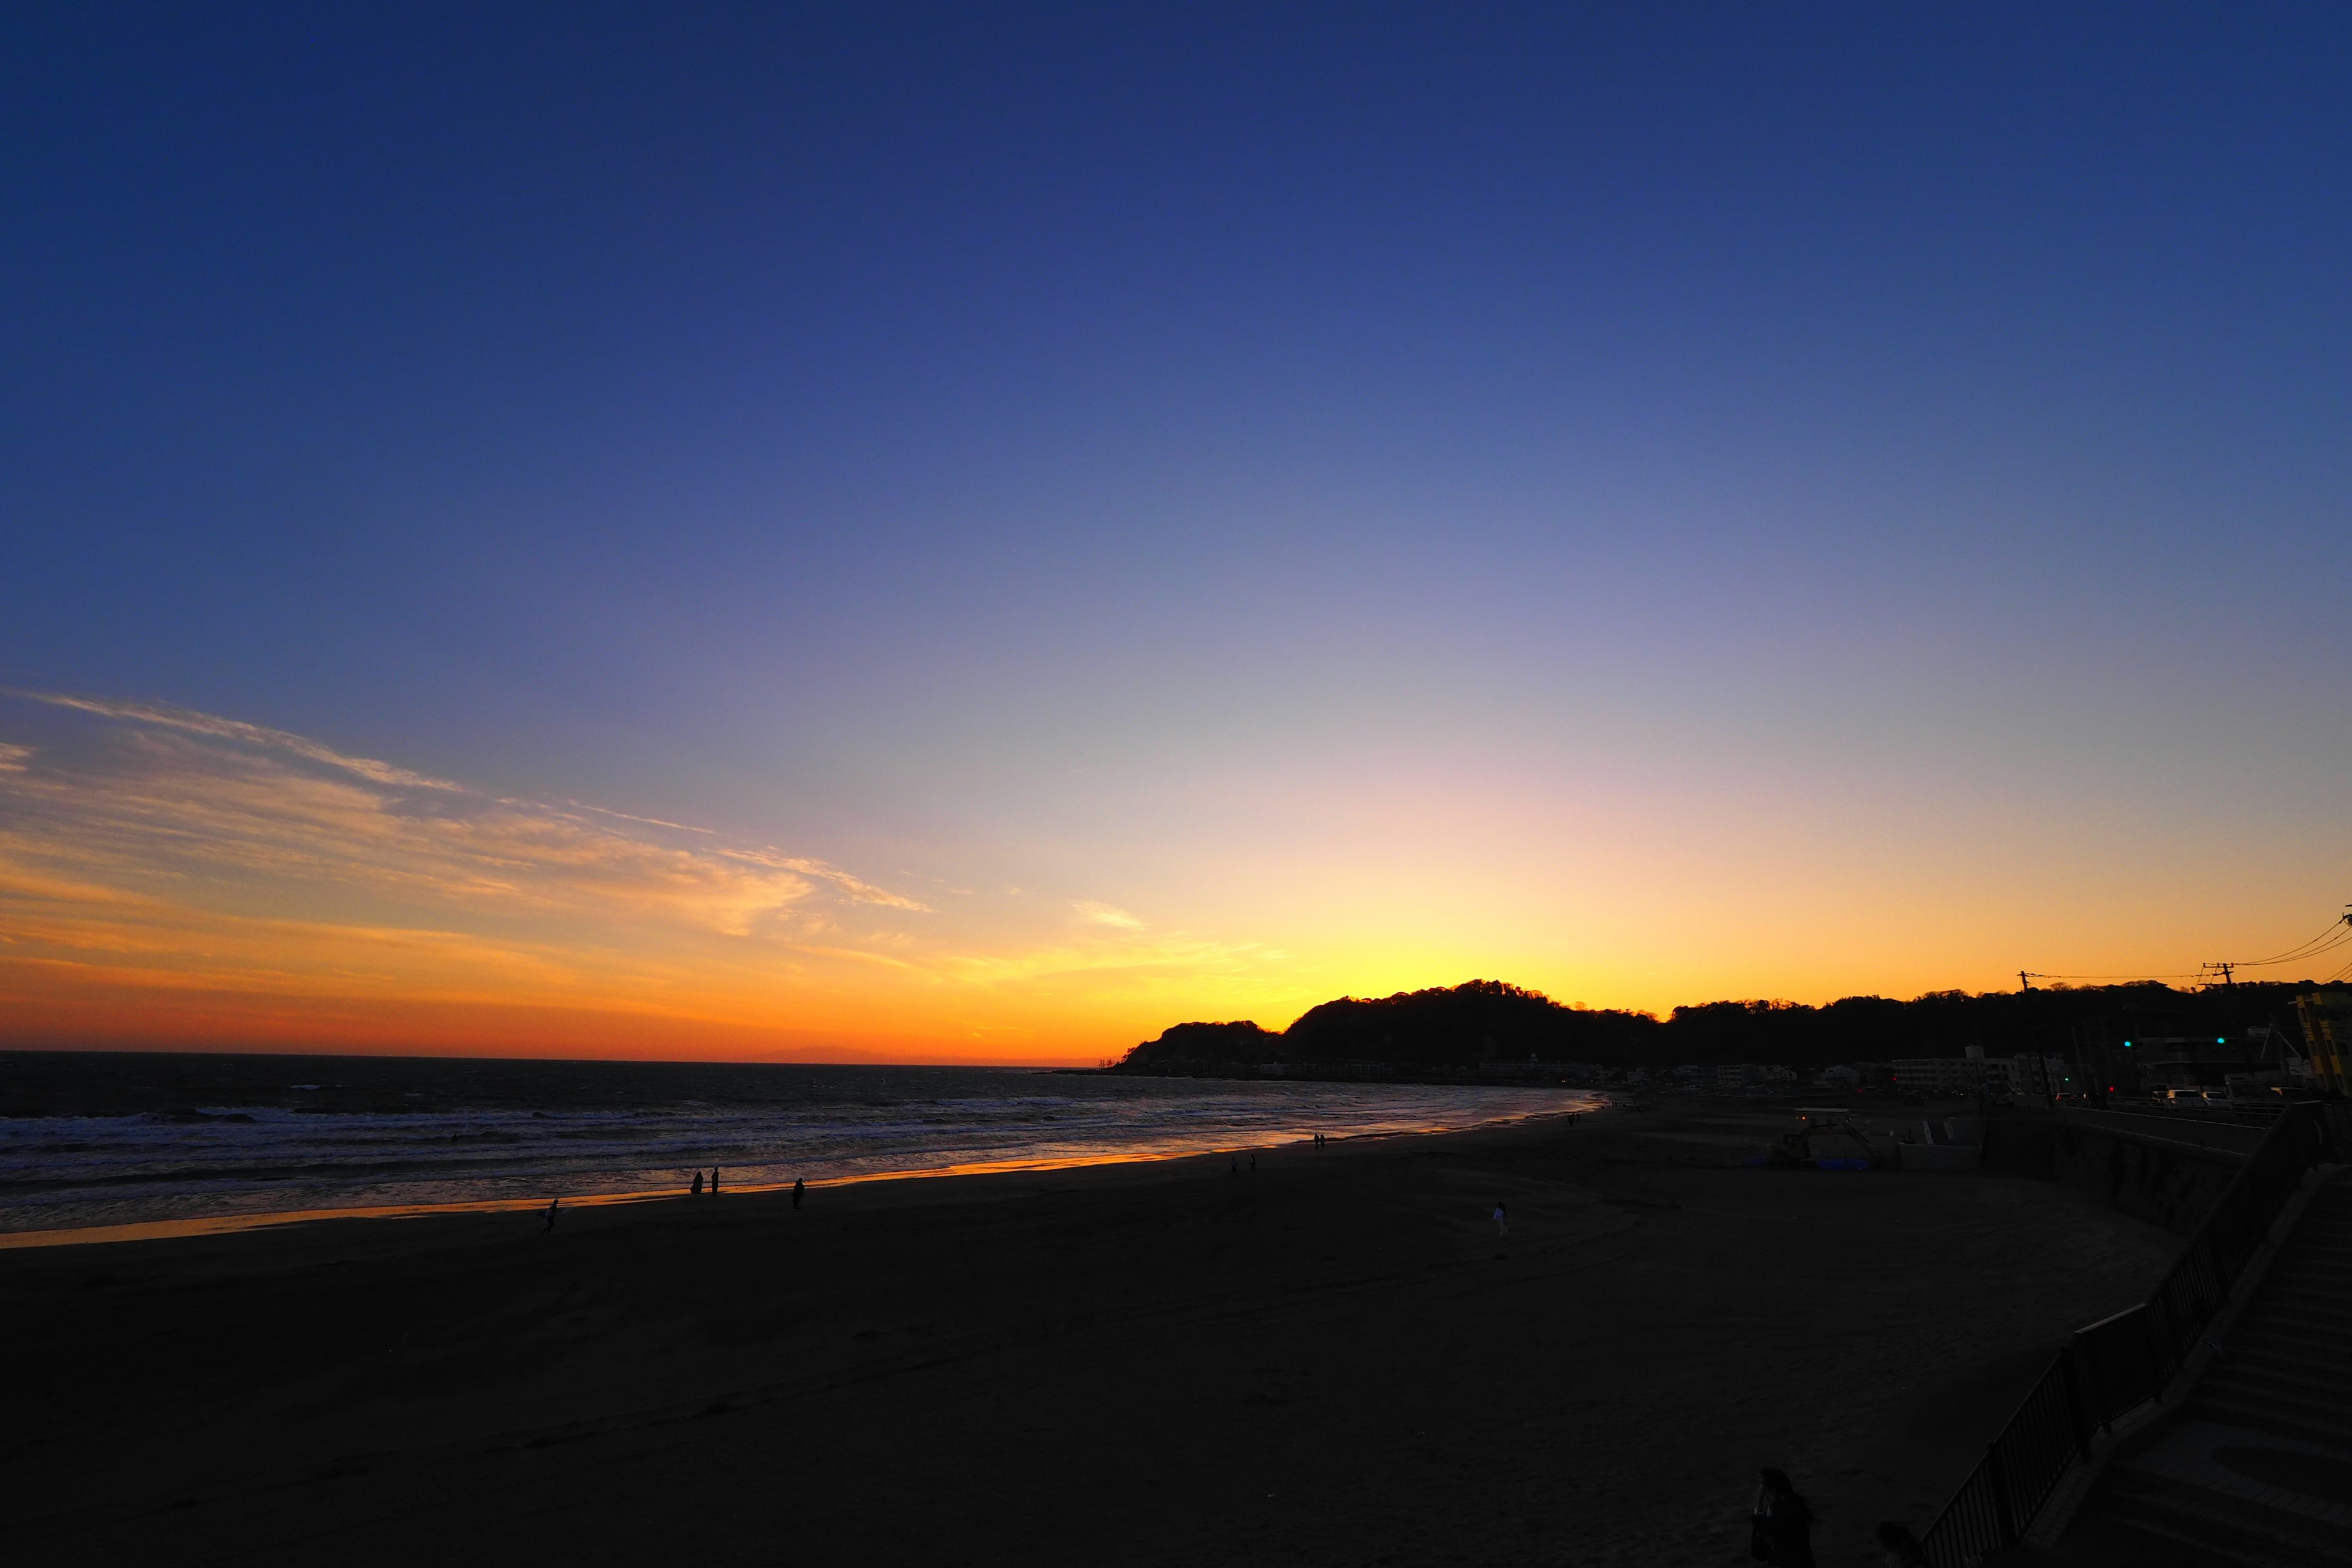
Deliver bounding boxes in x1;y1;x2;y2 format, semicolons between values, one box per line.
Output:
2;1100;2176;1566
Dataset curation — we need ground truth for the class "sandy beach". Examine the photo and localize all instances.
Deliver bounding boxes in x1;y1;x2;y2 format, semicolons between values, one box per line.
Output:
2;1099;2176;1566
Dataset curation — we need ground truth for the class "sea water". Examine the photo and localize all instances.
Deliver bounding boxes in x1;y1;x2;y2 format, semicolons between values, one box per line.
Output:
0;1052;1596;1235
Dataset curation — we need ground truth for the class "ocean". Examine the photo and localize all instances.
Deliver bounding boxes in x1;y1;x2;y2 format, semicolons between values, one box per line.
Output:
0;1052;1597;1237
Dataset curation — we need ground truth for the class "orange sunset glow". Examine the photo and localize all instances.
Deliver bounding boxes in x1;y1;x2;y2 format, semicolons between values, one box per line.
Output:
3;687;2340;1063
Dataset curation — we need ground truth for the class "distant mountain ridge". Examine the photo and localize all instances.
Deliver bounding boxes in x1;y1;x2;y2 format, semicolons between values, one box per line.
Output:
1114;978;2323;1072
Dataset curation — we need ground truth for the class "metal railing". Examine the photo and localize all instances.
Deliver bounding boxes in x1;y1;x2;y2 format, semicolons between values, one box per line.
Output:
1918;1100;2343;1567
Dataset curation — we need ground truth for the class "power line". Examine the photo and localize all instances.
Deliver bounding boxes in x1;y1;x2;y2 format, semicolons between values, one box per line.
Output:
2226;929;2352;969
2226;908;2352;968
2025;902;2352;989
2021;970;2207;982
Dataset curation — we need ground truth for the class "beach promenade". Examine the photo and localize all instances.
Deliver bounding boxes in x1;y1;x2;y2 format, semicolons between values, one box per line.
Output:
2;1101;2177;1566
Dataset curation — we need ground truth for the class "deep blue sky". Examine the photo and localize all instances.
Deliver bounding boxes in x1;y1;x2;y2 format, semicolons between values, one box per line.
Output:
3;5;2348;1046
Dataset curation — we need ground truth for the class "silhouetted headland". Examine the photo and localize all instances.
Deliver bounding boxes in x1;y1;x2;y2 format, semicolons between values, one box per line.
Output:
1113;977;2328;1081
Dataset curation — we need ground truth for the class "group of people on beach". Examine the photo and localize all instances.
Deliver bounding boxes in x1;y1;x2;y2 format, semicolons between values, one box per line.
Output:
1750;1468;1930;1567
541;1171;812;1233
681;1170;807;1208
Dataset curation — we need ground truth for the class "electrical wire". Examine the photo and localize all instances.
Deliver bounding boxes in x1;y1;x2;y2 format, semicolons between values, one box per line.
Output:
2240;916;2350;964
2023;971;2207;982
2026;904;2352;988
2228;914;2352;968
2228;931;2352;970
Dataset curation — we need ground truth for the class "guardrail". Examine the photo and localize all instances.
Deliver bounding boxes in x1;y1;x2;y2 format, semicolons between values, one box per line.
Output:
1919;1100;2345;1567
2050;1103;2274;1157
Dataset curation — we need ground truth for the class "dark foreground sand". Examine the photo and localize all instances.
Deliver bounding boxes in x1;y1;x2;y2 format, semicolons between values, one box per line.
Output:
3;1101;2176;1567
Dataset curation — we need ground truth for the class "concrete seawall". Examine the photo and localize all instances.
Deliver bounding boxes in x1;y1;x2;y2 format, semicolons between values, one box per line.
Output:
1984;1108;2252;1236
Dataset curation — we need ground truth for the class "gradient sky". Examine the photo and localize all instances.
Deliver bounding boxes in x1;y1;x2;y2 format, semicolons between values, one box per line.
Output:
3;5;2348;1063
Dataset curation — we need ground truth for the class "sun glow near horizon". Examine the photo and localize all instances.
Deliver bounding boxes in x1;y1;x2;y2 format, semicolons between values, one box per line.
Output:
1;690;2336;1066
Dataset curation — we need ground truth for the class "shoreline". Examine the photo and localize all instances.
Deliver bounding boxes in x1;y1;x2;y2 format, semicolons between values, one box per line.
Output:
0;1094;1607;1250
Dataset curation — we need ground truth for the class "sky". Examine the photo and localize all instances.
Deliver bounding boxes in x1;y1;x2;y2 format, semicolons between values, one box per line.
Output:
2;4;2348;1064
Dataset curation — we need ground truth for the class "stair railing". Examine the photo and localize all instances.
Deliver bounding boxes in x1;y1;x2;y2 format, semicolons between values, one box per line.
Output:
1918;1099;2340;1567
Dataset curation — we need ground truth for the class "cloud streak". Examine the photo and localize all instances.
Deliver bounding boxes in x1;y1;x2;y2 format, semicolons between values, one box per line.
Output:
23;692;463;791
723;849;933;911
0;695;930;946
0;692;1294;1060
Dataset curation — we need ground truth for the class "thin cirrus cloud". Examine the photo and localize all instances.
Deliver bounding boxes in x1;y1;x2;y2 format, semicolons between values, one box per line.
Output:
0;694;905;1016
32;693;466;791
0;692;1280;1059
723;848;933;913
0;692;914;940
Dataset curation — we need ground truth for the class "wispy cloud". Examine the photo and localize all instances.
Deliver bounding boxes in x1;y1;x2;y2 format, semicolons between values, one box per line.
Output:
24;693;463;791
724;848;933;911
554;799;717;834
936;932;1282;988
0;693;1287;1058
0;695;930;946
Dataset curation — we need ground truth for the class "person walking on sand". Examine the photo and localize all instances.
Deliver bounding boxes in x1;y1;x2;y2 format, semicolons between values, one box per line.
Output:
792;1177;805;1210
710;1166;721;1195
1751;1468;1817;1567
1250;1152;1257;1173
691;1170;703;1196
544;1197;560;1232
1492;1202;1509;1235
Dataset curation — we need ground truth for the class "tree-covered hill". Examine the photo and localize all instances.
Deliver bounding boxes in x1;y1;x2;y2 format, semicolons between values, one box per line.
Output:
1113;978;2326;1072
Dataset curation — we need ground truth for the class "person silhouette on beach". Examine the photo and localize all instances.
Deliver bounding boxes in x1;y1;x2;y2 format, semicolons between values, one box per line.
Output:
1752;1468;1817;1567
710;1166;721;1194
1229;1155;1238;1175
544;1197;560;1232
1492;1202;1509;1235
691;1170;703;1196
1250;1152;1257;1173
792;1177;805;1210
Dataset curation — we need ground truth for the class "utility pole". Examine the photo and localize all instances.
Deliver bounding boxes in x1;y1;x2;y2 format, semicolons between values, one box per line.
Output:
2201;961;2236;989
2019;970;2032;992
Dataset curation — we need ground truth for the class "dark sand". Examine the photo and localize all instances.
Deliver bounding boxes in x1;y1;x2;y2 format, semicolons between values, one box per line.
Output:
3;1101;2176;1566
